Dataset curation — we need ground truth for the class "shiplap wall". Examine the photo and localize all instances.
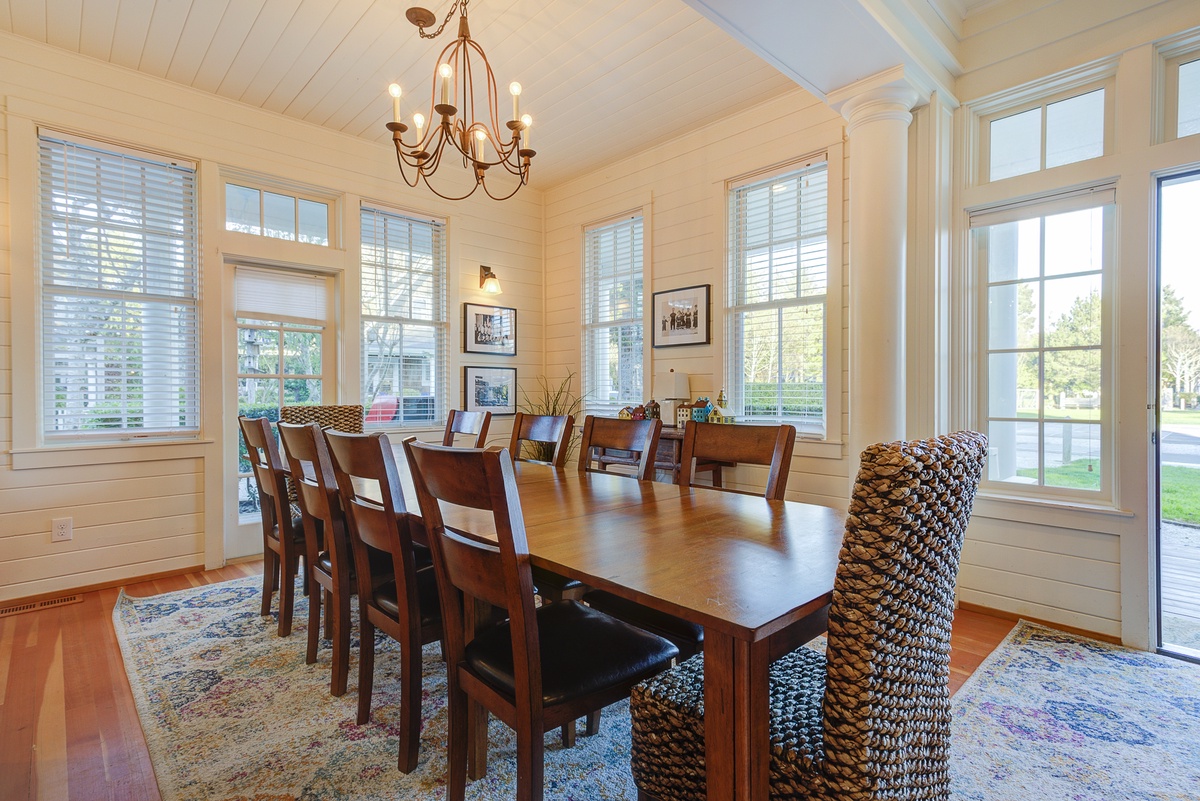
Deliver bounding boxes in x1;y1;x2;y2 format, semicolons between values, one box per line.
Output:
0;32;543;603
542;88;854;510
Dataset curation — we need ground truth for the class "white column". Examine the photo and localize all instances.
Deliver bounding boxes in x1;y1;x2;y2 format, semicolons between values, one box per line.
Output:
831;75;922;463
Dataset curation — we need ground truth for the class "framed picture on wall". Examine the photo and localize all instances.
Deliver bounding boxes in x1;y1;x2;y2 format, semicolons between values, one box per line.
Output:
464;366;517;415
464;303;517;356
652;284;711;347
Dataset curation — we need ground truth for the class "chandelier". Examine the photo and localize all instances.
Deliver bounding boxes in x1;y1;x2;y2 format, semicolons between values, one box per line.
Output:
385;0;534;201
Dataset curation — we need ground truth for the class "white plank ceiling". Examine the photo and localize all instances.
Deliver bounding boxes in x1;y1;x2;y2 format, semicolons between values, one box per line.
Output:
0;0;814;188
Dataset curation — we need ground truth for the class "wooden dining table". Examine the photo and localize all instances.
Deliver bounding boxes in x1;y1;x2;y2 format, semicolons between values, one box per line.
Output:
391;451;846;801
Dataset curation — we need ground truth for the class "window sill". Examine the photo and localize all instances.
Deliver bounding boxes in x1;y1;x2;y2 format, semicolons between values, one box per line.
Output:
10;438;216;470
972;491;1135;532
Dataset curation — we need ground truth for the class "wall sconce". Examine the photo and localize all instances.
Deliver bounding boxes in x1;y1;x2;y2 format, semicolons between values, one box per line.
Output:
480;265;503;295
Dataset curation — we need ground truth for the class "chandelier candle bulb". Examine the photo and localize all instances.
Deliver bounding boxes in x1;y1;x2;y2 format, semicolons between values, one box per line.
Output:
439;63;452;106
509;82;521;122
413;112;425;141
521;114;532;149
388;83;402;122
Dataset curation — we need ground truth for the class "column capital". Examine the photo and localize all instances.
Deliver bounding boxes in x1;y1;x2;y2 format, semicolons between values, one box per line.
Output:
826;65;928;131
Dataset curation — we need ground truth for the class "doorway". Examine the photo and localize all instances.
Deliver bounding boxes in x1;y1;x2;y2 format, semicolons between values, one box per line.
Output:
1157;169;1200;660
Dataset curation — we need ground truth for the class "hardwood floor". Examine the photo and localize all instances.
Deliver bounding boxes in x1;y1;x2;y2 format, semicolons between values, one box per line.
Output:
0;562;1014;801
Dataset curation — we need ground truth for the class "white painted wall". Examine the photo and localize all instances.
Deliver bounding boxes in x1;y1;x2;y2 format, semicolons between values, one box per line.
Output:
0;32;543;603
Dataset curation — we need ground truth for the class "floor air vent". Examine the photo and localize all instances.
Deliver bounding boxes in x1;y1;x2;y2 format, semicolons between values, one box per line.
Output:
0;594;83;619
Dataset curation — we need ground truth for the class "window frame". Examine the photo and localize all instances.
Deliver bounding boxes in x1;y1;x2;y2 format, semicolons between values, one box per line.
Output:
359;204;449;430
724;150;844;451
35;129;202;444
1160;34;1200;143
221;170;339;248
581;210;647;417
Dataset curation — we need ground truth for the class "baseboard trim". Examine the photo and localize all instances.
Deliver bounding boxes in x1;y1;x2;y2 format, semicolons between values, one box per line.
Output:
956;601;1121;645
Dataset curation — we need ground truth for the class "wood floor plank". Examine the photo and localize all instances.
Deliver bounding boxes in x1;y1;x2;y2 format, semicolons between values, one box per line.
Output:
0;559;1012;801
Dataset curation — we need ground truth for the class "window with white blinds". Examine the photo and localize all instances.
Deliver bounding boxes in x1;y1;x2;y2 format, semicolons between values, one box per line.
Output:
583;214;644;415
360;206;447;427
38;133;200;439
727;160;828;436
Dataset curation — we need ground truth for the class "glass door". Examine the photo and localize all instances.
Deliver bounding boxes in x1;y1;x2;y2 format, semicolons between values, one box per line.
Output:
1157;170;1200;660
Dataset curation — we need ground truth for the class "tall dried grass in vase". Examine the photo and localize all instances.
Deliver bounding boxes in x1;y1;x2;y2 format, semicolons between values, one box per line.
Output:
517;371;585;465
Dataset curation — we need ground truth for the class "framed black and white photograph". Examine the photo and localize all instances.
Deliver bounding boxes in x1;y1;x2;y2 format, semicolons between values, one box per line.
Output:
652;284;711;347
464;303;517;356
464;366;517;415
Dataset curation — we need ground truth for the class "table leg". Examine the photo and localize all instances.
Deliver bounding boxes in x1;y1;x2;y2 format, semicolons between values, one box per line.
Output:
704;630;771;800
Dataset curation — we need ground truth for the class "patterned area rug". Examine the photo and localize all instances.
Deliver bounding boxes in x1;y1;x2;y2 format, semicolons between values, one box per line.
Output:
950;621;1200;800
114;576;635;800
115;579;1200;800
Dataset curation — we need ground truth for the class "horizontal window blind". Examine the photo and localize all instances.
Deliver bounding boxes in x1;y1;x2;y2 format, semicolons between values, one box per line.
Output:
235;266;328;322
583;214;644;415
39;133;200;438
728;161;828;435
360;206;447;428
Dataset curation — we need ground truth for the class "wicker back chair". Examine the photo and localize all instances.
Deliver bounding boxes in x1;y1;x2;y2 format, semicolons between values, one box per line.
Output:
629;431;988;801
279;404;365;432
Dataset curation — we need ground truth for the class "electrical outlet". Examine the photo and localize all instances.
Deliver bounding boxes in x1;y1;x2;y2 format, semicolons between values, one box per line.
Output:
51;517;73;542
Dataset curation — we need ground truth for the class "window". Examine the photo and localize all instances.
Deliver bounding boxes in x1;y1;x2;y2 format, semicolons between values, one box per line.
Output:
727;160;829;436
582;214;644;415
225;182;331;245
972;190;1114;495
360;206;447;427
38;133;199;439
986;88;1107;181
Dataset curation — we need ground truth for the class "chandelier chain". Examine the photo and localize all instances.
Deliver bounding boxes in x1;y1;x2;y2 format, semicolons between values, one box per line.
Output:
417;0;465;39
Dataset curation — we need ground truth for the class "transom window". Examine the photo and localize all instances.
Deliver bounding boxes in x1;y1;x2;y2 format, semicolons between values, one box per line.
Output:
582;214;644;415
225;182;331;246
986;88;1107;181
727;160;829;436
37;133;200;439
973;191;1114;494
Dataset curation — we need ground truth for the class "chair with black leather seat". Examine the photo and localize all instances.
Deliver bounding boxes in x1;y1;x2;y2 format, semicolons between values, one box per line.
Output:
577;415;662;480
239;415;307;637
402;440;679;801
278;421;389;697
629;431;989;801
443;409;492;447
585;421;797;661
508;412;574;467
324;429;443;774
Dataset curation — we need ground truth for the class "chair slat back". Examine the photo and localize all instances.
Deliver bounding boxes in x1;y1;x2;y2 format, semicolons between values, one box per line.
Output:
324;430;418;595
679;421;796;500
821;431;987;791
509;412;574;467
278;421;338;524
578;415;662;481
239;416;288;520
403;441;540;681
442;409;492;447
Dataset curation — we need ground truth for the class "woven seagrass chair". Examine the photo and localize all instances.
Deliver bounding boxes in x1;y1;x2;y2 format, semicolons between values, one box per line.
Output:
629;431;988;801
238;415;307;637
402;440;678;801
443;409;491;447
279;404;365;433
324;429;443;774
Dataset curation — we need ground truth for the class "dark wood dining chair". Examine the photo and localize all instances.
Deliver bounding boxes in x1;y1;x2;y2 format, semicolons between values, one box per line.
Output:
238;415;307;637
508;412;574;467
585;421;797;660
278;421;387;697
324;429;443;774
402;440;679;801
442;409;491;447
629;431;989;801
577;415;662;480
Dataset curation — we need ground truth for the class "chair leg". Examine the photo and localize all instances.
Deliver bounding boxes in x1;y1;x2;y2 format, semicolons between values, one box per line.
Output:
323;589;334;639
397;632;422;773
447;684;469;801
467;701;489;780
305;574;321;664
357;617;375;725
277;555;296;636
560;722;575;748
260;548;278;617
330;588;351;697
584;710;601;736
515;717;544;801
